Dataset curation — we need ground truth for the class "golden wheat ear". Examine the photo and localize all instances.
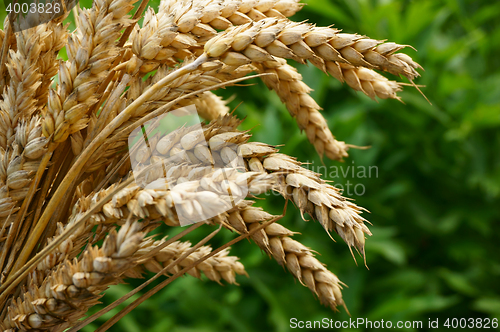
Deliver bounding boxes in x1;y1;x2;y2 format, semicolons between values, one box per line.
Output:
202;114;371;252
222;202;346;311
129;1;419;161
0;20;68;281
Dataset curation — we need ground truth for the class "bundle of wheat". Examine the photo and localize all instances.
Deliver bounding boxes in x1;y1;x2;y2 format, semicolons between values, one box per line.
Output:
0;0;423;330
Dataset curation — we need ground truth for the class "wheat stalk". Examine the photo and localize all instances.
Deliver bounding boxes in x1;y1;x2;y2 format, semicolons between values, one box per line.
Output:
130;0;303;70
0;22;65;275
82;62;253;173
33;20;68;112
204;19;421;79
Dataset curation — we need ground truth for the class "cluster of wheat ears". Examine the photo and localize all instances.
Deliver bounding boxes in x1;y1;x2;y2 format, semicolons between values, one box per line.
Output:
0;0;423;330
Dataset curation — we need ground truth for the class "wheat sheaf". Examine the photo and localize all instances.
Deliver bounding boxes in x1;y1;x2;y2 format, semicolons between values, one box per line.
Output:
0;0;423;330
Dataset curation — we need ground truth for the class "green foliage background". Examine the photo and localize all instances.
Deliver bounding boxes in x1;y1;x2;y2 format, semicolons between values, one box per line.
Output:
2;0;500;330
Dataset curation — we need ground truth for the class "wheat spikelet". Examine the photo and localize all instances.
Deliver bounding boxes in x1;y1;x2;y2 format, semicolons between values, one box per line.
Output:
0;118;48;271
327;62;403;100
132;8;420;83
78;115;369;255
145;115;370;254
68;178;347;310
0;26;56;265
0;23;67;238
84;171;274;227
0;117;47;223
144;2;406;101
0;32;43;148
30;191;246;289
128;10;409;159
254;59;402;160
132;1;404;113
58;166;345;310
193;91;230;121
128;6;410;160
130;3;406;105
250;152;370;257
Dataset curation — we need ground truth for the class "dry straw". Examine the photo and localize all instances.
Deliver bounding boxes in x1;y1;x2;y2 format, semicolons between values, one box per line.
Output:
0;0;423;330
